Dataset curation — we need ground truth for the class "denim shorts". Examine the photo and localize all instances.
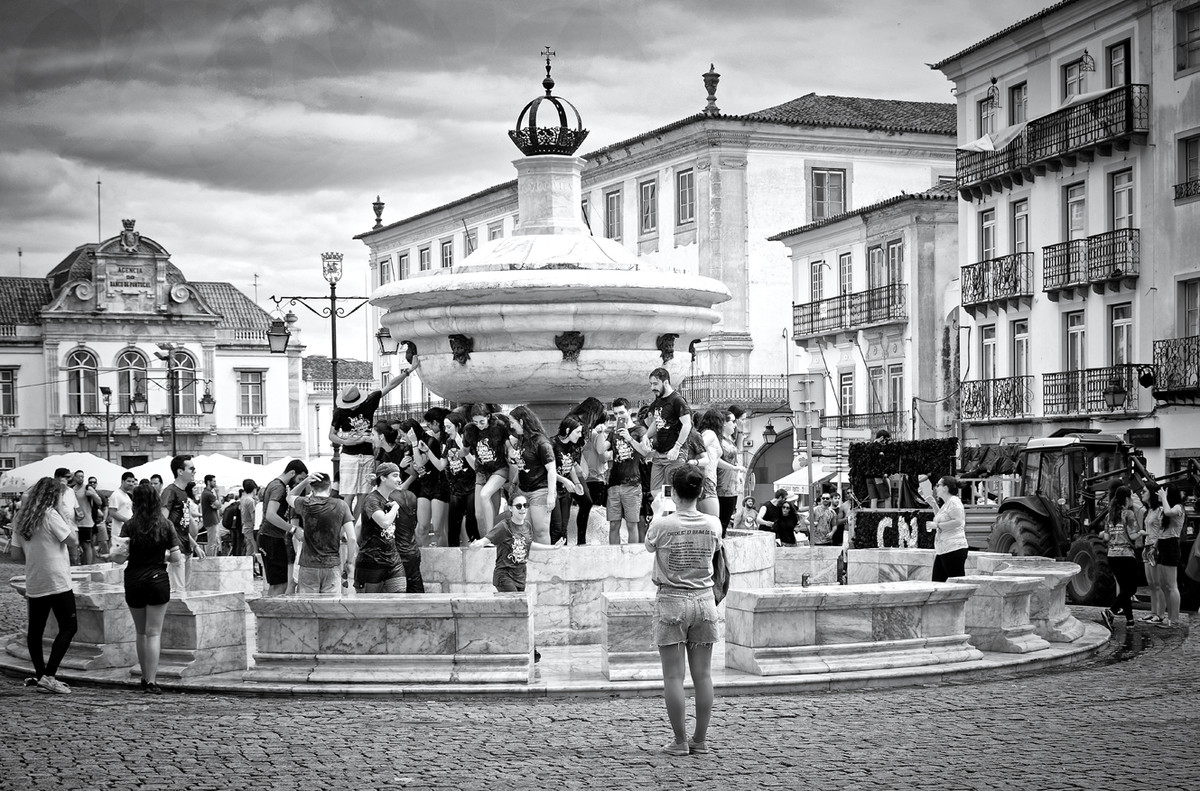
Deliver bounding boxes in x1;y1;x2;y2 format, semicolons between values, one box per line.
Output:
653;587;719;647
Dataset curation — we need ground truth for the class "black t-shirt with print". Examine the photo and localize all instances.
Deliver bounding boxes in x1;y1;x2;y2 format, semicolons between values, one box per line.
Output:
258;477;291;539
330;390;383;456
159;483;191;550
516;435;555;492
608;426;645;486
551;436;582;494
648;390;689;453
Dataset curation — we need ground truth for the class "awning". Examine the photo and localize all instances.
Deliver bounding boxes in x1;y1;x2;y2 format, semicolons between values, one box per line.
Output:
773;463;847;496
958;121;1027;152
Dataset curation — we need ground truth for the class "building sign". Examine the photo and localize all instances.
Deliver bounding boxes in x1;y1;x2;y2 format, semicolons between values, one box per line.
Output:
106;263;152;289
1125;427;1160;448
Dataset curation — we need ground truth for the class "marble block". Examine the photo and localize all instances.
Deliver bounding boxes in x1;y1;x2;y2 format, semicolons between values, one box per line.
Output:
6;580;136;671
964;552;1016;575
847;548;935;584
994;562;1085;643
775;546;842;586
948;574;1051;653
157;591;248;677
724;582;981;676
186;556;255;595
599;592;660;681
75;562;123;584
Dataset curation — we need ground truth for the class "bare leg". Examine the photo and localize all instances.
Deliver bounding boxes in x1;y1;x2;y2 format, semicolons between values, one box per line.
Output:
130;606;148;678
430;499;449;546
609;520;623;545
478;474;505;534
697;497;719;518
1161;565;1181;622
657;643;689;746
529;492;551;545
416;497;433;545
686;642;715;745
140;603;168;683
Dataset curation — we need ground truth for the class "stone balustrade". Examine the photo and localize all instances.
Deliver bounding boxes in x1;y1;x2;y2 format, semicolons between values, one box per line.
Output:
847;548;935;584
246;592;535;684
994;561;1085;643
724;581;982;676
947;575;1051;653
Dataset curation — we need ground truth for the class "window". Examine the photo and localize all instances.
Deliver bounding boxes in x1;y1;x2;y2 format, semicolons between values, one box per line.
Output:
170;351;197;415
1180;135;1200;192
1008;82;1028;125
810;261;825;302
398;253;409;280
839;372;855;416
888;365;904;414
488;222;503;241
604;189;622;240
1012;319;1030;377
979;209;996;260
0;369;14;415
116;349;147;413
1179;4;1200;72
980;325;997;379
838;252;853;294
977;98;994;137
1063;59;1087;101
440;240;453;268
886;240;903;285
1012;199;1029;253
1065;183;1087;240
1184;279;1200;336
1066;311;1086;371
242;454;264;465
868;366;886;413
379;256;393;285
811;169;846;220
1108;40;1130;87
1111;304;1133;365
0;457;14;473
239;371;264;416
1111;169;1134;230
676;169;695;225
639;179;657;235
867;246;885;290
66;348;99;414
465;228;478;255
419;247;431;271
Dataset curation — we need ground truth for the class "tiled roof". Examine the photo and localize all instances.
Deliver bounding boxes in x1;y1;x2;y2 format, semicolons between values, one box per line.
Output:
303;355;375;381
192;282;272;330
930;0;1084;70
0;278;53;325
767;181;959;241
46;244;96;291
730;94;956;135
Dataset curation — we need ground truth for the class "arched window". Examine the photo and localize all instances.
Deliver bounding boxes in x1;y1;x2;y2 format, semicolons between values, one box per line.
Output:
171;350;197;415
116;349;147;413
66;349;99;414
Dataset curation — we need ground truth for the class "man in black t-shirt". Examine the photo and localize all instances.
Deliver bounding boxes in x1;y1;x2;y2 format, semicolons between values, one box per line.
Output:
328;358;420;517
606;397;650;545
259;459;310;597
756;489;789;535
160;455;198;592
644;367;692;495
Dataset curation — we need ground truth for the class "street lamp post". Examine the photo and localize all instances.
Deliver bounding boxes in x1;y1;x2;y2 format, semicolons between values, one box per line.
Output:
100;386;113;462
133;346;216;457
269;252;374;486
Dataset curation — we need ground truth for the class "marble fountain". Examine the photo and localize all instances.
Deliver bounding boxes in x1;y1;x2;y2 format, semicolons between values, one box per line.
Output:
0;68;1107;696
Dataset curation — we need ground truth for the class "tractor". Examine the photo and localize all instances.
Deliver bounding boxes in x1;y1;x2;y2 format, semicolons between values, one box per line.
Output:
986;429;1200;606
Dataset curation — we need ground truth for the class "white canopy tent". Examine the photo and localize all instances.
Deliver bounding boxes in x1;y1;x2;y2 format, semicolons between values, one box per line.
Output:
261;455;334;483
773;463;849;497
126;453;279;494
0;452;130;494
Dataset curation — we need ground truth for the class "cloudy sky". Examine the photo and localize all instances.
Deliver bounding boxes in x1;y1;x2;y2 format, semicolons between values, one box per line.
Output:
0;0;1050;358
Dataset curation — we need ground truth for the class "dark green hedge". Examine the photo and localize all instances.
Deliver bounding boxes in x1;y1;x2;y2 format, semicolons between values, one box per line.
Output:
850;509;936;549
848;437;958;504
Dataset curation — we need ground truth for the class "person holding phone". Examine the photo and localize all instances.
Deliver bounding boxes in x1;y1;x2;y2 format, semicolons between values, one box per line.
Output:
606;398;650;544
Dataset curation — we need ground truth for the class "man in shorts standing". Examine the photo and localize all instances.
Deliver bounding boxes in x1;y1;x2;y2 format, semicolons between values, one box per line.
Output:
328;358;420;517
644;367;692;494
286;472;356;594
72;470;101;565
107;472;136;543
159;456;200;591
200;474;222;557
607;397;650;545
259;460;309;597
239;480;260;570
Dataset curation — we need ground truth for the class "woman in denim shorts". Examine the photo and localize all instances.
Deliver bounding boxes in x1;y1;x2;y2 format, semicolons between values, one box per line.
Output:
644;465;722;757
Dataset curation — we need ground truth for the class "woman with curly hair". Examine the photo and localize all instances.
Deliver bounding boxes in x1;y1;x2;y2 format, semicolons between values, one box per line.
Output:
509;405;557;545
115;482;184;693
467;410;515;535
400;418;450;546
12;477;79;693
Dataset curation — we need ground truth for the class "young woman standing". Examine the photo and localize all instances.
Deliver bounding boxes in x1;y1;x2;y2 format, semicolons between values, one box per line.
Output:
1101;485;1139;629
467;412;515;536
509;405;557;546
355;463;418;593
549;416;585;545
715;410;743;536
401;419;450;547
925;476;968;582
443;412;480;547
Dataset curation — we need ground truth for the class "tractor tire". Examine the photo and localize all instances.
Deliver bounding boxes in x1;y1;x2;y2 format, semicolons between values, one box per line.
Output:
986;509;1052;558
1066;535;1116;606
1179;541;1199;612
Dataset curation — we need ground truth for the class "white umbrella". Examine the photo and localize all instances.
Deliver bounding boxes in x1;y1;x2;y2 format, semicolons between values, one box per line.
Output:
0;452;130;493
126;455;174;482
262;455;333;482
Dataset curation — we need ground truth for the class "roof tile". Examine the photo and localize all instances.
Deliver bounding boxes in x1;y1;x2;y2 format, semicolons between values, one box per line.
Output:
0;278;52;325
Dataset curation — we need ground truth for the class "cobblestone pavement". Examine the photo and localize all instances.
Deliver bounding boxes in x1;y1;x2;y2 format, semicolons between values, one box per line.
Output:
2;555;1197;791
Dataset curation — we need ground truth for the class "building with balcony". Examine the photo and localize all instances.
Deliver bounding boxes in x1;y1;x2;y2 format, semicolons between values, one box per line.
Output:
0;220;303;471
768;182;960;456
934;0;1200;473
354;69;957;497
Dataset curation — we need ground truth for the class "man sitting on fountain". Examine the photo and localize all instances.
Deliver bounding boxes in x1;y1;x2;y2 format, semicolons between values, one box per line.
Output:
644;367;692;496
329;356;420;517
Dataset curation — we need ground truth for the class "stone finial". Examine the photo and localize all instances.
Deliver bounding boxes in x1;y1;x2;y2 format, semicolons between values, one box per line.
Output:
703;64;720;116
372;195;384;229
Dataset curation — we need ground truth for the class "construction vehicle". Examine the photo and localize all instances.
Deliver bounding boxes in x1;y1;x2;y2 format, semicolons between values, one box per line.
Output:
985;429;1199;606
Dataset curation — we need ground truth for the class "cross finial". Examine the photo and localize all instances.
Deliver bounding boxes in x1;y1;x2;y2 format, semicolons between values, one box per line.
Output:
541;46;556;95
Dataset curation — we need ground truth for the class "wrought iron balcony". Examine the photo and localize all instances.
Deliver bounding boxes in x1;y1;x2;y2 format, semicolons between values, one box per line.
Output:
960;376;1034;421
678;374;787;412
1043;228;1138;298
819;410;907;436
1176;179;1200;201
961;253;1034;314
792;284;907;340
1153;335;1200;399
957;84;1149;201
377;398;456;425
1042;364;1147;416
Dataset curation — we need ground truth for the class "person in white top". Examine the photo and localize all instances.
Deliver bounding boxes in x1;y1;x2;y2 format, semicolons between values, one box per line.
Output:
107;472;136;540
923;475;968;582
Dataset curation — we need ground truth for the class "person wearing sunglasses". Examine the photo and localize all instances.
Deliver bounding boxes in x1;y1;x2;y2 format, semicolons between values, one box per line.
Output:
471;496;564;593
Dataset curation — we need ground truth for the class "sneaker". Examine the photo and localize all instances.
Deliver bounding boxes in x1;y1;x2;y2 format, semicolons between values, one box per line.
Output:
662;741;690;757
144;682;163;695
1100;610;1114;629
1140;614;1163;623
1155;619;1174;628
689;740;710;755
37;676;70;694
24;677;38;687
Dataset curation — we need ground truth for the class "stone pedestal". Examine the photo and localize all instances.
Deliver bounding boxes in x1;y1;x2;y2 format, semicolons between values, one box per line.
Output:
156;591;248;678
724;581;982;676
246;592;534;684
775;545;842;586
965;552;1016;575
847;548;935;584
599;592;660;680
6;581;135;671
994;561;1085;643
948;575;1051;653
186;556;256;596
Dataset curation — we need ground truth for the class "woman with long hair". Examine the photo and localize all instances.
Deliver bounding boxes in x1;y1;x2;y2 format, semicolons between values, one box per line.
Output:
400;418;450;547
13;477;79;693
467;411;515;535
1100;485;1139;630
117;482;183;693
548;415;585;545
692;408;731;519
1155;487;1185;628
443;412;480;546
714;410;744;537
774;500;800;546
509;405;557;545
567;397;609;545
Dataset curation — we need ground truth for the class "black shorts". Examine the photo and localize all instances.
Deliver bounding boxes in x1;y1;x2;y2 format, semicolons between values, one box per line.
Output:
493;565;527;592
259;534;290;585
77;526;95;544
355;562;404;586
124;571;171;608
1157;537;1182;567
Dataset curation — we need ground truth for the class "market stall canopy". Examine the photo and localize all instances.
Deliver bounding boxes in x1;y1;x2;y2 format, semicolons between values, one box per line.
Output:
773;463;848;496
0;452;129;494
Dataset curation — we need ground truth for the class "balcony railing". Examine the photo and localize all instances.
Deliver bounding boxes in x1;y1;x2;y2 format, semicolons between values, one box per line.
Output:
793;283;907;339
819;410;907;436
64;412;207;432
961;253;1034;310
1176;179;1200;200
238;414;266;428
678;374;787;411
377;399;456;424
1043;364;1146;416
957;84;1149;200
1043;228;1139;295
309;378;377;394
1153;335;1200;394
0;415;16;429
1042;239;1089;291
960;376;1034;421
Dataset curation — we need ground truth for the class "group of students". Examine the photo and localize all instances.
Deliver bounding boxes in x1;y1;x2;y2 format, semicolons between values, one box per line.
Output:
1101;483;1187;629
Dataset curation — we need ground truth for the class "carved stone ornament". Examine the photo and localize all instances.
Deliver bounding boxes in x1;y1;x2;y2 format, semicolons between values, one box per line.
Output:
656;333;679;364
688;338;702;362
448;334;474;365
554;331;585;361
119;219;140;254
